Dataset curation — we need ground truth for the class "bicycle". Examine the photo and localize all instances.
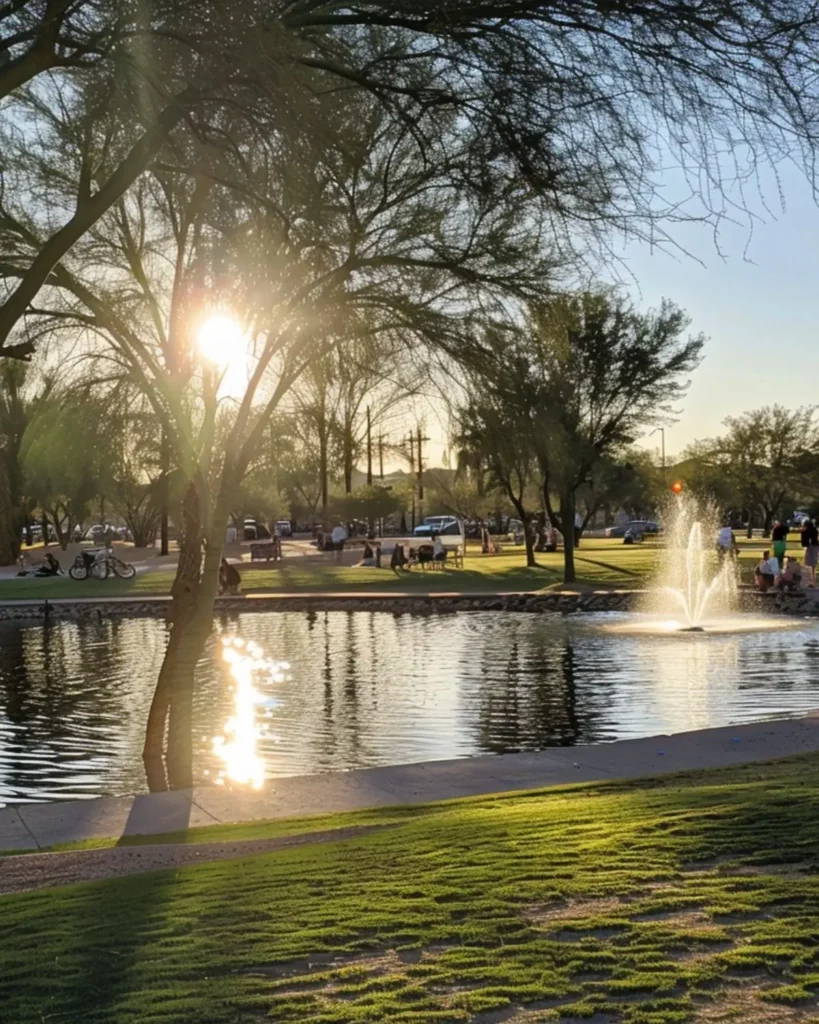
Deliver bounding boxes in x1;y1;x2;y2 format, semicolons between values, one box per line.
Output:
69;547;136;580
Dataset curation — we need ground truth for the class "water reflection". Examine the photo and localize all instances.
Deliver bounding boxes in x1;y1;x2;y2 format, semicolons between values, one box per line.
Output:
212;637;287;790
0;612;818;805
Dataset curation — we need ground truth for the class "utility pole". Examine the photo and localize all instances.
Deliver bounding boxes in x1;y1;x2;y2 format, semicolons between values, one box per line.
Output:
366;406;373;486
378;433;385;479
416;424;430;525
408;432;416;531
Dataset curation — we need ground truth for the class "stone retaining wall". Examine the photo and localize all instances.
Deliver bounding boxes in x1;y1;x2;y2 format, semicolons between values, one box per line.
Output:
0;590;639;622
1;587;818;623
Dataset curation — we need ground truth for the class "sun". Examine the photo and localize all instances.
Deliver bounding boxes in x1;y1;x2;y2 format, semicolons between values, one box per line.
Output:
197;314;245;368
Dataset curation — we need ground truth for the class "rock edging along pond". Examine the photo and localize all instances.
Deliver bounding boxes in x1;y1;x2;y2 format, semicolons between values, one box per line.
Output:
0;586;816;621
0;590;638;621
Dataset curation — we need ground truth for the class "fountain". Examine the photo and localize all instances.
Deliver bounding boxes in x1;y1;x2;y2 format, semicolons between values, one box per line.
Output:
662;519;737;630
627;494;749;634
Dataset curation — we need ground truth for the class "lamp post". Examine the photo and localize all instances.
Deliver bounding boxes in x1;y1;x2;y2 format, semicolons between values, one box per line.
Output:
651;426;666;474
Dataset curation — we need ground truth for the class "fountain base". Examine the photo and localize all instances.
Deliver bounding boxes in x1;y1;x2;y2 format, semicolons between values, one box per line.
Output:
678;626;705;632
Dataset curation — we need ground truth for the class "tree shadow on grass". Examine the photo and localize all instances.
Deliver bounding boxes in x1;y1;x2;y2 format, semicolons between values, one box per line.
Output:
0;798;194;1024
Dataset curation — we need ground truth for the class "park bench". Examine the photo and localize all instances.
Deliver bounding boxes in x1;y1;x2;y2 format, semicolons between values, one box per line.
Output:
250;541;280;563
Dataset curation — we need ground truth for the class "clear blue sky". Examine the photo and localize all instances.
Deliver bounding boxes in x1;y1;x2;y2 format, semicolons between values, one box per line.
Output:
621;161;819;461
415;160;819;472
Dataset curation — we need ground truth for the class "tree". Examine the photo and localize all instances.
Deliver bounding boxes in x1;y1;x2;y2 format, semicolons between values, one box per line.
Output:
332;484;405;531
457;350;542;568
694;407;818;535
0;360;43;562
459;293;702;581
6;1;819;356
527;293;703;582
576;450;663;529
23;54;552;791
20;394;105;547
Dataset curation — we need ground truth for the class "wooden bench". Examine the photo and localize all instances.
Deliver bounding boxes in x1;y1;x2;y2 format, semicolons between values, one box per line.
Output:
250;541;281;563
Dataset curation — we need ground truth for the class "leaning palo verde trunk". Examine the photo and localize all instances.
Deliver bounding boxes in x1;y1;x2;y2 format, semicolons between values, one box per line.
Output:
142;482;230;791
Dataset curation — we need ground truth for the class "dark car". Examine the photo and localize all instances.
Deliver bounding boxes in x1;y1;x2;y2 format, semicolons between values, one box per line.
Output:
605;520;659;539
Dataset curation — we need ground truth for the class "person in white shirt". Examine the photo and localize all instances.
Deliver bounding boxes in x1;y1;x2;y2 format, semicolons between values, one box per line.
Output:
331;522;348;563
574;511;583;547
716;525;737;561
432;534;446;563
754;550;779;592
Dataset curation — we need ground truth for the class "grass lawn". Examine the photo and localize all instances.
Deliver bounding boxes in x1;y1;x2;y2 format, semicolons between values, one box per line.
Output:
0;534;796;602
4;756;819;1022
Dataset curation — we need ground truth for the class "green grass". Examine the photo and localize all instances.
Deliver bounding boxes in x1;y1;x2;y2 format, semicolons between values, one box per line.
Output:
0;534;799;602
5;756;819;1022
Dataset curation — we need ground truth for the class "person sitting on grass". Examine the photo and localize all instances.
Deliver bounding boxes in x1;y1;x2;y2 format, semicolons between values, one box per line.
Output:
754;550;779;592
777;556;803;593
390;543;408;571
218;557;242;595
357;542;377;568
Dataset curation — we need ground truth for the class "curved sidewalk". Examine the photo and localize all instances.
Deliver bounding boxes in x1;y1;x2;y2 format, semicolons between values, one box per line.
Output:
2;715;819;852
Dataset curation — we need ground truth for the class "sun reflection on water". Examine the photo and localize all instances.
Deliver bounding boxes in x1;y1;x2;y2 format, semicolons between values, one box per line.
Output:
212;636;289;790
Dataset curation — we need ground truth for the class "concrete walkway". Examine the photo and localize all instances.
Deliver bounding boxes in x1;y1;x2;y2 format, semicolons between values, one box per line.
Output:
2;715;819;852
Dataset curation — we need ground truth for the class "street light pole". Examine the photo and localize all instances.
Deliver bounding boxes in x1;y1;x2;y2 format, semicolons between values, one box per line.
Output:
651;426;666;474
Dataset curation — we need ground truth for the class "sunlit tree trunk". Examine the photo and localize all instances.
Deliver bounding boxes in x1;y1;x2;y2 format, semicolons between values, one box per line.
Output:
142;480;229;791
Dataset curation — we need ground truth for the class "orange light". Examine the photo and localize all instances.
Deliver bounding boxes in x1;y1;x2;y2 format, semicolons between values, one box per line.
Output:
671;481;684;494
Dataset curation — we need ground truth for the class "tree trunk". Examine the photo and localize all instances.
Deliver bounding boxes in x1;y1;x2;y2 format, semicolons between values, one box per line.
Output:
762;507;773;537
0;460;20;565
41;512;49;548
509;496;536;568
561;489;577;584
343;427;354;494
159;430;170;556
319;435;329;515
143;482;227;791
522;518;536;567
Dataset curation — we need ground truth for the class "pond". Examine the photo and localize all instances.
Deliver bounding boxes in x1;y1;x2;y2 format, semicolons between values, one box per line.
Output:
1;610;819;806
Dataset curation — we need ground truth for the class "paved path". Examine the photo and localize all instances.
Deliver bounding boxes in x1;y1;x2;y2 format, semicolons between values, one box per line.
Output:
2;715;818;853
0;825;393;895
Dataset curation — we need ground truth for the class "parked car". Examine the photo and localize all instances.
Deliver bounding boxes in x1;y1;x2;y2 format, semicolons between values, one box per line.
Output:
605;520;659;539
275;520;292;536
242;518;270;541
413;516;461;537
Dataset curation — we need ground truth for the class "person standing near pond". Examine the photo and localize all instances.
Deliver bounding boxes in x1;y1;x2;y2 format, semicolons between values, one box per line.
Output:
331;521;348;563
801;517;819;587
771;519;788;571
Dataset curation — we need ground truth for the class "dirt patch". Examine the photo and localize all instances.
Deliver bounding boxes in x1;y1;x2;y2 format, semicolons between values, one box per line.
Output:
731;863;817;878
636;908;720;930
263;951;405;996
694;987;814;1023
524;897;629;925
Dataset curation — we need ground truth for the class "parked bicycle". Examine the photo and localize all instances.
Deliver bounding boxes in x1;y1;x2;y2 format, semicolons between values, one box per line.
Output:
69;547;136;580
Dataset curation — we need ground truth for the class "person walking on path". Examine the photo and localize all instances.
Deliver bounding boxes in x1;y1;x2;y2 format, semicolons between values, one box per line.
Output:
801;517;819;587
331;522;348;563
771;519;788;570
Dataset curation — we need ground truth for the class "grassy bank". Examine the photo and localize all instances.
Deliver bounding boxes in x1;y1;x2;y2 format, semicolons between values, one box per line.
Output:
0;534;796;601
3;755;819;1022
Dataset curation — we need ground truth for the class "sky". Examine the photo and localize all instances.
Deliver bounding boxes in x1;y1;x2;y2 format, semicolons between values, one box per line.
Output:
402;159;819;473
621;160;819;463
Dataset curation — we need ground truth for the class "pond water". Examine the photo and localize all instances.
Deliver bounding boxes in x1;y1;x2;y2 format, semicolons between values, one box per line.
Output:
1;610;819;806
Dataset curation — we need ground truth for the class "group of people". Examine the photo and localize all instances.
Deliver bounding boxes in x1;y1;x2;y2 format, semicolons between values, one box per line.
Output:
753;517;819;592
389;534;448;570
